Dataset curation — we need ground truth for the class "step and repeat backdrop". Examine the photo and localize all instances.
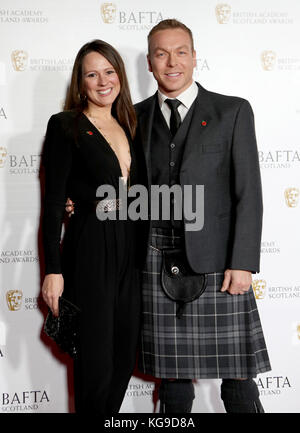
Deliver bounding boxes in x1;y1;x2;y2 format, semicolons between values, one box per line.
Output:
0;0;300;413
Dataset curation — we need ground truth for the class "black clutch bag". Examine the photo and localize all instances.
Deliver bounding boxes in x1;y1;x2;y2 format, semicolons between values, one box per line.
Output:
43;297;81;358
161;249;207;318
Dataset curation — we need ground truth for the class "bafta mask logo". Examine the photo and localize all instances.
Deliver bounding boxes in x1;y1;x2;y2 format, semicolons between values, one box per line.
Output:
261;50;276;71
297;324;300;340
215;4;231;24
252;279;267;300
0;146;7;168
6;290;23;311
11;50;28;71
101;3;117;23
285;187;299;208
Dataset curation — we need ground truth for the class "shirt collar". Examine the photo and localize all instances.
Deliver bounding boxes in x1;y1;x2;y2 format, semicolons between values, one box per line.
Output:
157;81;198;110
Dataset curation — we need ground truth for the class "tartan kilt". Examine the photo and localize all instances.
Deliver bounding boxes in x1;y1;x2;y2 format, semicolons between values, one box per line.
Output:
138;228;271;379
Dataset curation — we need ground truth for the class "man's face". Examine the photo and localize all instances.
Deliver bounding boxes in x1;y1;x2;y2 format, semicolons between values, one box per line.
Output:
147;28;196;98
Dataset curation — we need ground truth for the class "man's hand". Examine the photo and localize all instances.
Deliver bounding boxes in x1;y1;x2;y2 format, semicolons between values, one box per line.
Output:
221;269;252;295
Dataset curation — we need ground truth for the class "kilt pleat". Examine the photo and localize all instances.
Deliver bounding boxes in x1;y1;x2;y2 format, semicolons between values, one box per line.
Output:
138;228;271;379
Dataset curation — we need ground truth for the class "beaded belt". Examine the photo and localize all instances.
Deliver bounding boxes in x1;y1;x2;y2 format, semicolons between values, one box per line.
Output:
95;198;122;213
74;198;122;214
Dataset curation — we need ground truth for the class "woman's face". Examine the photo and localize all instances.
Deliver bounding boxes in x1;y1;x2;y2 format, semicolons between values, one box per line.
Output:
82;51;120;109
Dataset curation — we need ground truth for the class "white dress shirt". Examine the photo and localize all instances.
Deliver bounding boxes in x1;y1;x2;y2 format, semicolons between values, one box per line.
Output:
157;81;198;128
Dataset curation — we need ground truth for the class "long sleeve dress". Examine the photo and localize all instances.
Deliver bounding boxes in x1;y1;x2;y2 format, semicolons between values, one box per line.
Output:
42;110;141;413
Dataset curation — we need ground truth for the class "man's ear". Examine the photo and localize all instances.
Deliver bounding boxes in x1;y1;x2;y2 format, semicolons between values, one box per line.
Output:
147;54;153;72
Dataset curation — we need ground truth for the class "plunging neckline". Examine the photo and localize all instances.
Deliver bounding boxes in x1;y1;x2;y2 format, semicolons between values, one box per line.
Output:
82;112;132;181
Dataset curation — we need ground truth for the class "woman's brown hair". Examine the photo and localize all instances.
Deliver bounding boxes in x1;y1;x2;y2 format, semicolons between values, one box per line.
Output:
64;39;137;138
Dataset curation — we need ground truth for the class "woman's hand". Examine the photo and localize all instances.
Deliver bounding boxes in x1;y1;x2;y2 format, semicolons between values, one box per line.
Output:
65;198;75;216
42;274;64;317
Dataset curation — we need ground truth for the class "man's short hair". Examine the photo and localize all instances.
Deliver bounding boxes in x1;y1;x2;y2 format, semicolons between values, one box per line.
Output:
148;19;194;53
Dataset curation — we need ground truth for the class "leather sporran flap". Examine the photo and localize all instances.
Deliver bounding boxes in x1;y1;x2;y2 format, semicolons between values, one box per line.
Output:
161;249;207;305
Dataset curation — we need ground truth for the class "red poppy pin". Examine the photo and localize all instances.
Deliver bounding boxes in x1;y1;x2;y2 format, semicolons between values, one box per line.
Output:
86;130;93;135
201;120;207;127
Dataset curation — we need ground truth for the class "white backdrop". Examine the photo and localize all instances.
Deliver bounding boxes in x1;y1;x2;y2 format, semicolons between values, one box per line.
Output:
0;0;300;413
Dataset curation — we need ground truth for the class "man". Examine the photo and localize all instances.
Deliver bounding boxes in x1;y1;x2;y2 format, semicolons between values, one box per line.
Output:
134;19;271;413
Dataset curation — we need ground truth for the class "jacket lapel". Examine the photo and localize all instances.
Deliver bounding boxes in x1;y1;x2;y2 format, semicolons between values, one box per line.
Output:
137;94;156;187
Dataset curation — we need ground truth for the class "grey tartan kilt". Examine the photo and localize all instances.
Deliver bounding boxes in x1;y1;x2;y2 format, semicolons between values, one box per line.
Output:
138;228;271;379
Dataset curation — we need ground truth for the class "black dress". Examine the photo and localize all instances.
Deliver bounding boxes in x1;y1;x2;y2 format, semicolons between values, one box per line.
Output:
42;110;141;413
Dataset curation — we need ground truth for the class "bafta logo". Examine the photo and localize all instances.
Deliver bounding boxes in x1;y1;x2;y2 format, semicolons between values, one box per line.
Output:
297;324;300;340
284;187;299;208
101;3;117;23
11;50;28;71
261;50;276;71
252;279;267;300
6;290;23;311
0;146;7;168
215;4;231;24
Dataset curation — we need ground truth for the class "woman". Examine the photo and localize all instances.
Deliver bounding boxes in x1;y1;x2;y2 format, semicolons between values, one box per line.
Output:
41;40;140;413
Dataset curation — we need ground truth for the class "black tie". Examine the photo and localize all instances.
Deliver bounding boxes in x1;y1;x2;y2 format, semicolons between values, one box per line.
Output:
165;99;181;137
